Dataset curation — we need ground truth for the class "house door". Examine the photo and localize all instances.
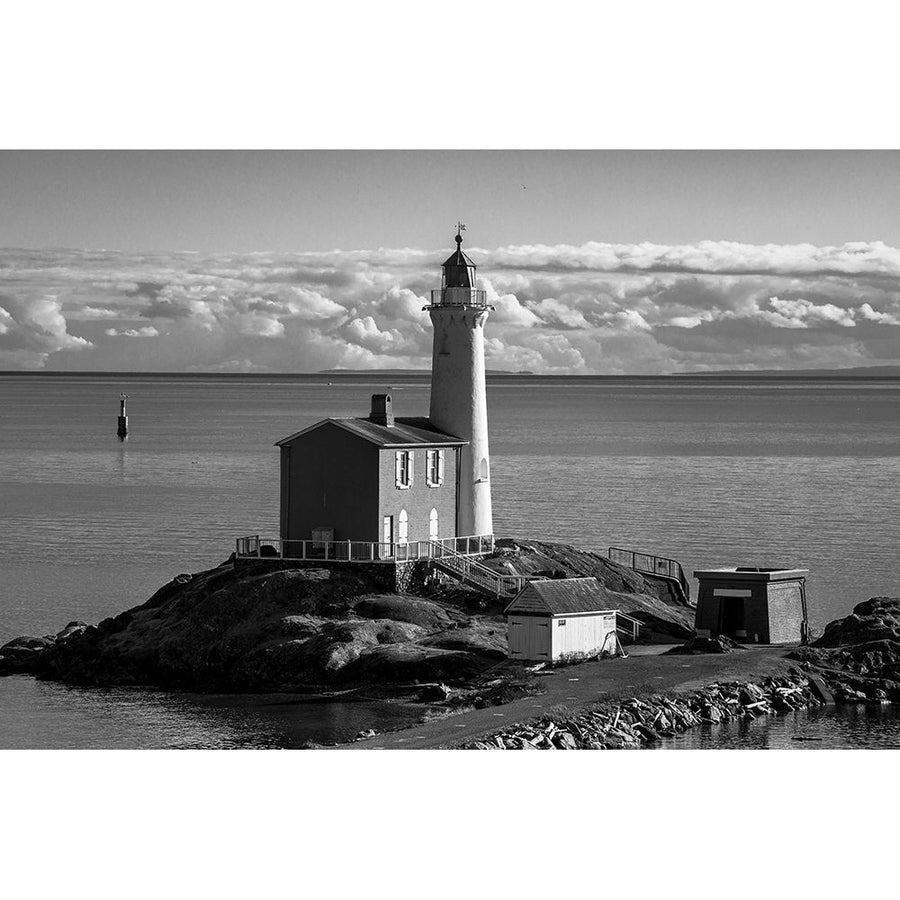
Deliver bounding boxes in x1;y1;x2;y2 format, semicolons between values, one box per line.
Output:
382;515;393;557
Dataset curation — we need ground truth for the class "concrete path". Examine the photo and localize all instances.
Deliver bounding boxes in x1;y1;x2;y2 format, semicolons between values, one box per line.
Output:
342;645;798;749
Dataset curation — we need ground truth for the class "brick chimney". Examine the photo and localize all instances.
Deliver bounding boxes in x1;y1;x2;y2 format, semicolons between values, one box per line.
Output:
370;393;394;427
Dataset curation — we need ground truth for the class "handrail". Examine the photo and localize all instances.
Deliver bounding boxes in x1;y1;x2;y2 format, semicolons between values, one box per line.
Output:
426;288;489;309
234;534;495;564
615;611;642;641
424;540;526;596
233;534;524;597
608;546;690;604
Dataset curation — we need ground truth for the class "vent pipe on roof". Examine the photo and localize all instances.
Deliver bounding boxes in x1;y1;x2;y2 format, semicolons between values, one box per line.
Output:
370;394;394;427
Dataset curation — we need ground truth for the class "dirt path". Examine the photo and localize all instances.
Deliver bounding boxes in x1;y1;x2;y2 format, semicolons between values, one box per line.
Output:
342;646;799;749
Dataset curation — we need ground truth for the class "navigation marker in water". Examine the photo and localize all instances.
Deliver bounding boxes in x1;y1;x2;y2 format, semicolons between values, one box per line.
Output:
117;393;129;440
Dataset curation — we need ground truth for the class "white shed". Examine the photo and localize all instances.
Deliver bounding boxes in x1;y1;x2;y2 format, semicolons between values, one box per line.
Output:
505;577;620;662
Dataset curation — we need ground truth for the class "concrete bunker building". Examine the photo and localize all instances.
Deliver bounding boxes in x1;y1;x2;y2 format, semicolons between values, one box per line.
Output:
693;567;809;645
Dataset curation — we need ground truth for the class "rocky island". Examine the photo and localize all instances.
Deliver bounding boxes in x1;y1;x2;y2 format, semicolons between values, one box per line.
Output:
0;539;692;692
3;538;898;749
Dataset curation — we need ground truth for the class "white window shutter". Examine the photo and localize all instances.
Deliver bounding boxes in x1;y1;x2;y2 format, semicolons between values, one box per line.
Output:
395;451;402;487
425;450;433;486
437;450;444;485
408;451;414;486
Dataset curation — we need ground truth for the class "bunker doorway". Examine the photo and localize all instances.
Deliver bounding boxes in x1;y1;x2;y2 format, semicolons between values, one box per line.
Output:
719;597;746;639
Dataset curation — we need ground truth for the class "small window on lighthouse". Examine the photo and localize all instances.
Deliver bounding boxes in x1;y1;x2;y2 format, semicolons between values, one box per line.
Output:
479;457;489;482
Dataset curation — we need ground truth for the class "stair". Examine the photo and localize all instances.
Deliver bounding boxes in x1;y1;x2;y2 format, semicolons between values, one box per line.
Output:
427;541;526;598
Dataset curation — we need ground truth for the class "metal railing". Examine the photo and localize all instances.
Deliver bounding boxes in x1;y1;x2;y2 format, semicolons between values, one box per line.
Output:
615;611;643;642
235;534;495;564
608;546;691;603
427;288;489;308
425;540;527;597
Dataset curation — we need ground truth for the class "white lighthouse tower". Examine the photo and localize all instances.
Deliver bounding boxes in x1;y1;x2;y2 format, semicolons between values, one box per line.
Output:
427;226;493;538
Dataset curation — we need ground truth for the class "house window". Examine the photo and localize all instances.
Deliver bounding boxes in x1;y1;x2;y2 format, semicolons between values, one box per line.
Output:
395;450;413;488
398;509;408;545
426;449;444;487
429;507;439;540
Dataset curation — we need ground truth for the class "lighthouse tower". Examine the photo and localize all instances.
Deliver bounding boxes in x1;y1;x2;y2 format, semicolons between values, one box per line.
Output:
427;227;493;538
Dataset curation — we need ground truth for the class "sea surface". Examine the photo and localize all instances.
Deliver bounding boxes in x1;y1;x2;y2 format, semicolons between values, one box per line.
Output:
1;373;899;749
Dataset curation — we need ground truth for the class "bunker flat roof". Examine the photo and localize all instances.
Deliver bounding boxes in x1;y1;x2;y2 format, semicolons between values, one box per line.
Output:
693;567;809;582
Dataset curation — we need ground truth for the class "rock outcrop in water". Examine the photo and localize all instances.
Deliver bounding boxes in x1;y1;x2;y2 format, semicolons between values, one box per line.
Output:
0;540;689;692
790;596;900;699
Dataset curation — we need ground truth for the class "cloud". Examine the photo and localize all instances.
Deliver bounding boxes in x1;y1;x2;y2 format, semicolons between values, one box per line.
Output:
858;302;900;326
3;239;900;373
531;297;590;329
0;293;93;368
104;325;160;337
764;296;857;328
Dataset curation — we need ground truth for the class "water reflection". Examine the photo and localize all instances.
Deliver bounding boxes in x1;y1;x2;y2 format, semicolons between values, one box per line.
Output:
655;704;900;750
0;677;423;749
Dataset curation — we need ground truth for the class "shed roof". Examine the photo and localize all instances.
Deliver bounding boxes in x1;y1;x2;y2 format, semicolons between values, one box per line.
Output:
505;577;617;616
276;416;467;449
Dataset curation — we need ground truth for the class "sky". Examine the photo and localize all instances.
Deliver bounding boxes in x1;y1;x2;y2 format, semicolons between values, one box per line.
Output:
2;150;900;374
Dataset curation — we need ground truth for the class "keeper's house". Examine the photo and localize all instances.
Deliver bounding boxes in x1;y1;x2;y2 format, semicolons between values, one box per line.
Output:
276;394;465;551
505;577;619;661
693;567;809;645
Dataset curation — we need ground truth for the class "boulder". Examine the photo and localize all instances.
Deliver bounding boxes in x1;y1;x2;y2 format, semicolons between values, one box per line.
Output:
553;731;578;750
634;723;661;743
418;683;453;702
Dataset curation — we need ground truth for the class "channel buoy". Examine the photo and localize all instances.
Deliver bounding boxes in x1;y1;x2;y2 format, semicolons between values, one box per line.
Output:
117;393;129;440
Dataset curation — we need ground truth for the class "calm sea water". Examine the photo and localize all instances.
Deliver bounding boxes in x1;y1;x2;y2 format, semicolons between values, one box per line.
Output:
1;373;899;748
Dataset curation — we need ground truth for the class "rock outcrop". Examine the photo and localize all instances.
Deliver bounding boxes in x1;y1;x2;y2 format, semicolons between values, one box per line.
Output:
0;562;507;690
791;596;900;688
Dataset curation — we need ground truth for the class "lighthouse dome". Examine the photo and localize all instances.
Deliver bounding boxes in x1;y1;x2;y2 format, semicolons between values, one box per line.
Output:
442;233;477;288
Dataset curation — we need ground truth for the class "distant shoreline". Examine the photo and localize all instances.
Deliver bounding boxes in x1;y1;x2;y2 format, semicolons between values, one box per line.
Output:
2;369;899;381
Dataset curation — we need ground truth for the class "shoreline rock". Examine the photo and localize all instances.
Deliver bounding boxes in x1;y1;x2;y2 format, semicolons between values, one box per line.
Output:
459;668;893;750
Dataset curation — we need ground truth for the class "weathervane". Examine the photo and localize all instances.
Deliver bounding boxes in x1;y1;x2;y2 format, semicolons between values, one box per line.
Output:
456;221;466;243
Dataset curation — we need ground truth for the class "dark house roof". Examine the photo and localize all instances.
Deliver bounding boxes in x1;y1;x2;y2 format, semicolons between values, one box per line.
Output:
505;577;617;616
276;416;467;449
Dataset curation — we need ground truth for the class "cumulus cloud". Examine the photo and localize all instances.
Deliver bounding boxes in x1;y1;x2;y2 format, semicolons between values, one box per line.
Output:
858;302;900;326
3;239;900;372
0;293;93;368
104;325;160;337
764;296;857;328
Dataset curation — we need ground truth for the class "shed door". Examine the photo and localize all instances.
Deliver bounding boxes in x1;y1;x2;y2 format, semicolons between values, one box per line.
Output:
508;616;550;660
